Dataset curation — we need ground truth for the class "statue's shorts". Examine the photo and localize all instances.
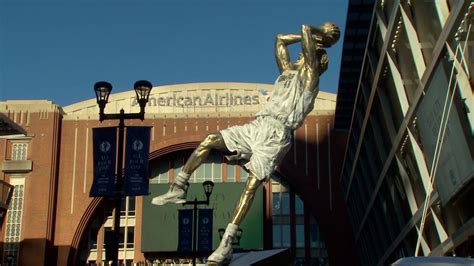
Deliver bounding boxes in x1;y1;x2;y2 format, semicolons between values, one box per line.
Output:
220;115;292;180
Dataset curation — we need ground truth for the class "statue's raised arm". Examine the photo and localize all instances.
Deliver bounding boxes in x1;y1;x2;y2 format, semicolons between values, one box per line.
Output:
273;22;340;92
300;23;340;92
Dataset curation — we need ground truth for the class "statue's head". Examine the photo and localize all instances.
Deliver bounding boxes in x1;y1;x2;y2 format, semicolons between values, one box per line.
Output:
319;22;340;47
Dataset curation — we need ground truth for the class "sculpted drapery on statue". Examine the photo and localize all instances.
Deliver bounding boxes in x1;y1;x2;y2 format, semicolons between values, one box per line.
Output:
152;22;340;265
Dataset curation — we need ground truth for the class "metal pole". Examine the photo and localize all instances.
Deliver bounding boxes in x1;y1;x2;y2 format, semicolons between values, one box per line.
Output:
112;109;125;266
192;198;198;266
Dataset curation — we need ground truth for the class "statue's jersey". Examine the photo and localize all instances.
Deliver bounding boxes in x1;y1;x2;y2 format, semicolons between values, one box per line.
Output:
257;70;317;130
220;70;318;180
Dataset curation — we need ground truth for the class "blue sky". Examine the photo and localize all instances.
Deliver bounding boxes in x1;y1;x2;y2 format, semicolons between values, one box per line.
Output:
0;0;348;106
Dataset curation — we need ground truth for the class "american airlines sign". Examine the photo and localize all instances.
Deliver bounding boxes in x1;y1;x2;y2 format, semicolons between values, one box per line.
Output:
131;91;264;108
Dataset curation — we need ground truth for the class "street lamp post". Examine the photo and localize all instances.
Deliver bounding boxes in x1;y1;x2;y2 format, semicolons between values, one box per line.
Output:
93;80;153;266
182;180;215;266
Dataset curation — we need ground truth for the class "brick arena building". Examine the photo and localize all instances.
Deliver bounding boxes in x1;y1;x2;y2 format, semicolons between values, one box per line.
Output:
0;82;358;265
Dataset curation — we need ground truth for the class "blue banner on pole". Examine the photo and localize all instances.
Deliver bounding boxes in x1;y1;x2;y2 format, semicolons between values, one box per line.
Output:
90;127;117;197
198;209;213;252
124;126;151;196
178;209;193;252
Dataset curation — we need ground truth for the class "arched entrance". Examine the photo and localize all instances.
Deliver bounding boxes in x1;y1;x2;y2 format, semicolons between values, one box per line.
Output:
74;144;331;265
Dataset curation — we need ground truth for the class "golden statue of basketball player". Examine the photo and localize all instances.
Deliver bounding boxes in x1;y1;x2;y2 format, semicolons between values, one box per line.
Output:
152;22;340;265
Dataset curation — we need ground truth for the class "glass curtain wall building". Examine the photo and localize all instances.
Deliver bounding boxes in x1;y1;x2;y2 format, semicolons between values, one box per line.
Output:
337;0;473;265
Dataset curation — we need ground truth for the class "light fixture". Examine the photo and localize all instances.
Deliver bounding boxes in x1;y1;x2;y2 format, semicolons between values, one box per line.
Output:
202;180;214;200
94;81;113;121
134;80;153;108
94;81;112;108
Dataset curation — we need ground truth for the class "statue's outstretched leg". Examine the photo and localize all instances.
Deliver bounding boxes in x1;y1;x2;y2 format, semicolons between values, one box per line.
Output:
207;174;263;265
151;133;227;205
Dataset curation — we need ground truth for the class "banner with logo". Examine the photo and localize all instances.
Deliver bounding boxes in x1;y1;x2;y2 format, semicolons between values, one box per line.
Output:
197;208;213;252
90;127;117;197
124;126;151;196
178;209;193;252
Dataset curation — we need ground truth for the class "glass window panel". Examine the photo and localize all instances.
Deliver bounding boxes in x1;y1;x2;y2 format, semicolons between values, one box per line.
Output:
395;24;420;104
203;162;212;179
423;213;441;250
128;197;136;216
119;227;125;248
351;191;363;229
374;92;396;148
361;81;371;106
104;204;113;218
103;227;113;251
296;225;304;248
272;225;281;248
272;192;281;215
226;162;236;182
213;162;222;182
158;162;169;183
401;142;426;207
386;173;410;229
240;167;249;182
11;143;27;160
282;225;291;247
159;162;170;183
381;70;404;129
377;190;396;242
127;227;134;248
366;219;381;262
369;112;389;162
150;160;169;184
383;0;396;21
346;28;356;36
173;159;183;178
357;238;366;264
352;172;368;209
356;42;367;49
205;152;221;182
347;196;358;230
358;149;376;197
462;21;474;85
310;223;319;248
348;12;359;22
90;227;98;250
409;0;442;65
360;12;372;21
120;197;127;214
295;195;304;215
281;193;290;215
194;164;205;183
357;28;369;36
365;123;384;174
